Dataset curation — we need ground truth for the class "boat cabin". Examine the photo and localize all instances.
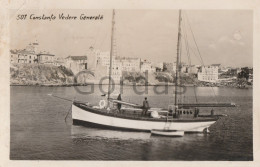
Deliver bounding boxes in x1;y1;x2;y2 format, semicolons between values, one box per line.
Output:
168;105;198;118
175;108;195;118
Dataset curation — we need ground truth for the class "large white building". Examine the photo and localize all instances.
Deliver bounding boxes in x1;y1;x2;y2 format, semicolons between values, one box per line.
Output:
96;51;109;66
96;52;121;81
198;64;220;82
141;60;155;73
10;42;56;64
96;52;141;81
120;57;141;72
10;49;38;64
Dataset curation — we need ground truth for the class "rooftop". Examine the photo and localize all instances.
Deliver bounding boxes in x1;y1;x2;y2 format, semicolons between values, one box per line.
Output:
115;57;140;61
38;53;55;56
10;49;36;55
66;56;88;60
211;64;221;66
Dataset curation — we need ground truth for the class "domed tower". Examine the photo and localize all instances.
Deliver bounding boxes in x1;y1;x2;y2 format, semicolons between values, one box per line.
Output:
26;40;39;53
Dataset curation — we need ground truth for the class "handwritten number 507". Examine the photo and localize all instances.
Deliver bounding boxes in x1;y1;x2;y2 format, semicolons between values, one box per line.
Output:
17;15;27;20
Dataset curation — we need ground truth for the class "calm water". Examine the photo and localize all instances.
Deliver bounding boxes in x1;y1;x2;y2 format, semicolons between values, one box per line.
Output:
10;86;253;160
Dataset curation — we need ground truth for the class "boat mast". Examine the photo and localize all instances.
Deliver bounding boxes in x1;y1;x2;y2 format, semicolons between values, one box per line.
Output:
107;9;115;107
174;10;182;109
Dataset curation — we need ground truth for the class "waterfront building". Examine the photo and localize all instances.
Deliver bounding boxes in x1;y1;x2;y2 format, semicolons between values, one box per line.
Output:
10;50;19;63
121;57;141;72
181;64;188;73
65;56;88;74
163;62;177;72
53;60;65;66
52;57;66;66
86;46;99;70
97;52;141;72
10;49;38;64
26;42;39;53
141;60;155;73
37;52;55;64
10;41;55;64
111;58;123;81
187;65;199;74
111;57;140;81
96;51;111;66
152;62;164;72
96;52;141;81
198;64;220;82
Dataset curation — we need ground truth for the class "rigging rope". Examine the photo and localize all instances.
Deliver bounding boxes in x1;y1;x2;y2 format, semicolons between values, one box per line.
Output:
183;11;218;102
182;16;198;103
184;12;204;66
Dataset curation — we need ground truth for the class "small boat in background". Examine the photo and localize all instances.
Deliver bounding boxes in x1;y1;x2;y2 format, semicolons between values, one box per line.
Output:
151;129;184;137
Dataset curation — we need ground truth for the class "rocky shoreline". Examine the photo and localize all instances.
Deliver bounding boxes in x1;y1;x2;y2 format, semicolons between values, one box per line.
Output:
10;82;252;89
10;64;252;89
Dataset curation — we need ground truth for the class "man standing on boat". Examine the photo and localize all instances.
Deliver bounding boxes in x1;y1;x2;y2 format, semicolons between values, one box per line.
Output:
117;93;122;112
142;97;149;116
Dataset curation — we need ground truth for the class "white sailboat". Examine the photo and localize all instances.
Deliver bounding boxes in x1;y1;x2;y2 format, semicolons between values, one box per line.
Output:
71;9;235;133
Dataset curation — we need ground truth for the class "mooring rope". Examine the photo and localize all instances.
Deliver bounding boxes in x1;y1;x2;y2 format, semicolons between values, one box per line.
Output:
64;104;72;122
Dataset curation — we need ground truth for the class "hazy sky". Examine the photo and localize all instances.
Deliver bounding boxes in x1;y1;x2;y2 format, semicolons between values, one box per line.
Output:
10;10;253;67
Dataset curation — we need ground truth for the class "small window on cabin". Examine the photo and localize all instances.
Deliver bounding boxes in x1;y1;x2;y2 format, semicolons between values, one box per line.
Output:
180;111;182;114
190;111;192;114
183;111;186;114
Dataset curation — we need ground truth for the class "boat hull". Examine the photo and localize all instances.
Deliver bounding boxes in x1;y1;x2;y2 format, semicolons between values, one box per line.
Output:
151;130;184;137
72;104;218;133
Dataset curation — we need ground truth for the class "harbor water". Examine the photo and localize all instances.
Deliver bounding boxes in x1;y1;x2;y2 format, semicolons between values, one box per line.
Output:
10;85;253;160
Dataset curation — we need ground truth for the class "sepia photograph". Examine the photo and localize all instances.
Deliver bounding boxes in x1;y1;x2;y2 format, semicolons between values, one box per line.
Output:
7;8;254;161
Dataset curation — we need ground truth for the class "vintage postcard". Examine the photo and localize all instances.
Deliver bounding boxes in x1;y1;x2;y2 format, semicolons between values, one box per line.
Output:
0;0;259;166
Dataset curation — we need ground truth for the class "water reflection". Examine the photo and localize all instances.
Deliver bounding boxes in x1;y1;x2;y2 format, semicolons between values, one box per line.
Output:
10;86;253;160
70;125;213;160
71;125;151;140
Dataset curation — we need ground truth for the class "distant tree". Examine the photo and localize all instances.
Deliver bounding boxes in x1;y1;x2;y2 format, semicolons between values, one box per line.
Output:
237;67;249;80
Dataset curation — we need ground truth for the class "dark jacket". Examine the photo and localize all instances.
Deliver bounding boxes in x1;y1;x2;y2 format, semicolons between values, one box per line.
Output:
143;100;149;109
117;94;122;110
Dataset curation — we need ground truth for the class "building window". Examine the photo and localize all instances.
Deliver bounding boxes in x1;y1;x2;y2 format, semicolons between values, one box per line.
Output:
29;56;31;59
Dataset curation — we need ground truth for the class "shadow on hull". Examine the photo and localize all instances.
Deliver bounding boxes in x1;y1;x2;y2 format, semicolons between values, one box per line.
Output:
73;119;150;132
